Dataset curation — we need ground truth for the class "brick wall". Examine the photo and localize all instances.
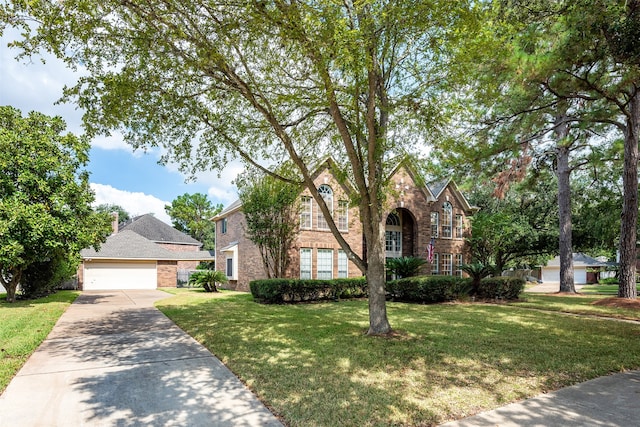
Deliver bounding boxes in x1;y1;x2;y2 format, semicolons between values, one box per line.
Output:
157;260;178;287
158;243;200;252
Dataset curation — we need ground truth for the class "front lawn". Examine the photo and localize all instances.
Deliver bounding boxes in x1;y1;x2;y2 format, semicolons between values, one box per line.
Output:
156;291;640;426
0;291;79;393
510;294;640;321
580;284;619;295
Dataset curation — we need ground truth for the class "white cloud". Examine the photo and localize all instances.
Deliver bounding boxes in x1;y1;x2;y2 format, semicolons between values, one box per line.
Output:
90;183;172;224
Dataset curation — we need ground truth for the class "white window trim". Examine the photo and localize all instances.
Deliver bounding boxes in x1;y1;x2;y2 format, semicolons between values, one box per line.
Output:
337;200;349;232
300;196;313;230
338;250;348;278
317;249;333;280
300;248;312;279
432;253;440;275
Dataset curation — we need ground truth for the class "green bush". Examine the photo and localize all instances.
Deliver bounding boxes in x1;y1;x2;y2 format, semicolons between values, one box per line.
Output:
250;277;367;303
386;256;427;278
188;270;228;292
21;254;77;299
386;275;471;303
475;276;525;300
598;277;619;285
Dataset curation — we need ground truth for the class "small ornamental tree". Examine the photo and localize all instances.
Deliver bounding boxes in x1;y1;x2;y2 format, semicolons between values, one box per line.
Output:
0;106;112;302
238;171;301;280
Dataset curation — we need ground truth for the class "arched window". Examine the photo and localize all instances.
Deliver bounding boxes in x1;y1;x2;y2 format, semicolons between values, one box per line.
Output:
442;202;452;238
316;184;333;229
385;212;402;258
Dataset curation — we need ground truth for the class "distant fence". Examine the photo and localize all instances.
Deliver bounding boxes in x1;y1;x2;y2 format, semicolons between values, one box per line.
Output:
177;269;199;287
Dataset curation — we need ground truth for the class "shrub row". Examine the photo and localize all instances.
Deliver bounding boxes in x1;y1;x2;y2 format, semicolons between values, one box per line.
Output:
250;277;367;304
386;276;471;303
250;275;524;305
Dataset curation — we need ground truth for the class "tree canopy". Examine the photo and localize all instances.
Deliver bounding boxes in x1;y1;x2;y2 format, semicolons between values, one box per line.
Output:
0;106;112;302
2;0;482;333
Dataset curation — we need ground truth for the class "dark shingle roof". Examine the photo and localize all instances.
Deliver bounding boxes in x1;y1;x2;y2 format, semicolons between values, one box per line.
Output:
119;214;202;247
81;230;214;261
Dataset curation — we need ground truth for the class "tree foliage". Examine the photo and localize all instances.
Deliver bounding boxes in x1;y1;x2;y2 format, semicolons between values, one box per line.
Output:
1;0;483;333
95;203;130;223
0;106;112;302
165;193;222;250
238;171;301;280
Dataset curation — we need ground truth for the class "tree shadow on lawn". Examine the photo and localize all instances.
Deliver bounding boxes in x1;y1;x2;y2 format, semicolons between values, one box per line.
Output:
162;295;640;426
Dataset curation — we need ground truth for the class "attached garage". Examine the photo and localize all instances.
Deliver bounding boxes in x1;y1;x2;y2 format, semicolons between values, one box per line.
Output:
83;261;157;290
79;229;215;290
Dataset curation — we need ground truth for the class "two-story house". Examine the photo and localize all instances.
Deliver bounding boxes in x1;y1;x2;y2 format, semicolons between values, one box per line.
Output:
214;159;475;292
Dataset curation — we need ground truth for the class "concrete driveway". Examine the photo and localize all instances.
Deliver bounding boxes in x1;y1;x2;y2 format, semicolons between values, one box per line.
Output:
0;290;282;427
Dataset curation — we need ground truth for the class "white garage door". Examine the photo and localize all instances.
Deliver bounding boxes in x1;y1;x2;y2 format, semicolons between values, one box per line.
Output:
541;268;560;283
542;267;587;284
84;261;157;290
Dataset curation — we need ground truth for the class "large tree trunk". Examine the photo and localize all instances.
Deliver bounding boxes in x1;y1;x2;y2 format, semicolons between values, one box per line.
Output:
555;115;576;293
618;93;640;299
364;221;391;335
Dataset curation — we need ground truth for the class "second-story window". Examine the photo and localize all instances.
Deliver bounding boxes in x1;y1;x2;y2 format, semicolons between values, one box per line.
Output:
442;202;452;238
455;214;464;238
431;212;439;238
221;218;228;234
337;200;349;231
300;196;312;229
316;184;333;230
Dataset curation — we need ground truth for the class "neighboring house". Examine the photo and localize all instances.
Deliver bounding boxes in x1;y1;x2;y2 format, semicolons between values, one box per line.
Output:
540;253;612;284
213;159;475;292
78;214;214;290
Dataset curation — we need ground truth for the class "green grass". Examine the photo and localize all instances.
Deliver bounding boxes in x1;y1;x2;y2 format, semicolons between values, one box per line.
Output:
580;284;619;295
0;291;79;393
511;294;640;321
157;290;640;426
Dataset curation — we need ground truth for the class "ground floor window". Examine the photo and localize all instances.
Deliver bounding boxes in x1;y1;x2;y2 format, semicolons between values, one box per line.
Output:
300;248;312;279
432;253;439;274
442;254;452;276
455;254;463;277
226;257;233;278
338;250;348;278
317;249;333;280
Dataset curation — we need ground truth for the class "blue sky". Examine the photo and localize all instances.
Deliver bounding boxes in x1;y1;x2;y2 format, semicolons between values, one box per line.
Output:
0;28;241;224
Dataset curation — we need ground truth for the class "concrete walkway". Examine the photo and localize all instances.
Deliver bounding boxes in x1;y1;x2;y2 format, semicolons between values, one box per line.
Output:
525;282;584;293
0;290;282;427
439;370;640;426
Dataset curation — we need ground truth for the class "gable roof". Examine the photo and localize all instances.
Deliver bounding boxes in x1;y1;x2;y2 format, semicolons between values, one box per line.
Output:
81;230;214;261
119;214;202;247
545;253;610;268
213;198;243;220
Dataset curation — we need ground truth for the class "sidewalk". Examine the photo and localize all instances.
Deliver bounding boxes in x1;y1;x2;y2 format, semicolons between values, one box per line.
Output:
0;290;282;427
439;370;640;426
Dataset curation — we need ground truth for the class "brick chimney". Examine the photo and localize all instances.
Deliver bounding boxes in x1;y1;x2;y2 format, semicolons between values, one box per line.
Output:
111;212;119;235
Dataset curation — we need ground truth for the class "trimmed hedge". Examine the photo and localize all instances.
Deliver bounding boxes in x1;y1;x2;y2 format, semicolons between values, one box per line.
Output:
475;276;525;300
250;277;367;304
250;275;524;305
386;276;471;303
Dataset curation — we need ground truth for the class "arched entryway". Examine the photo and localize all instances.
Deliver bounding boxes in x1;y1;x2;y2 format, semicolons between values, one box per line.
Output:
385;208;416;259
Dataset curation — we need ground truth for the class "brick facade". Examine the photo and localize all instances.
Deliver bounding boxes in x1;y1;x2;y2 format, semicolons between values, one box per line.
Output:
157;260;178;288
157;242;201;270
215;163;474;291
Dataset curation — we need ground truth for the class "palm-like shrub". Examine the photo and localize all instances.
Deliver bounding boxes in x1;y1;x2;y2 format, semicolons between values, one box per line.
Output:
386;256;427;279
461;262;494;294
188;270;228;292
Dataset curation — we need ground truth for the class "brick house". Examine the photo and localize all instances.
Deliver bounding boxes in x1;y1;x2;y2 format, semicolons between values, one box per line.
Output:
78;214;215;290
214;160;475;292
